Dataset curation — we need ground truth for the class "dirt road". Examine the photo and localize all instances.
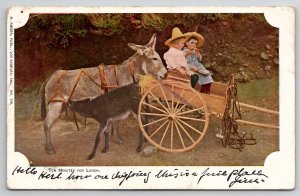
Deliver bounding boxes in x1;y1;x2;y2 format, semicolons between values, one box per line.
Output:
14;78;279;166
15;112;278;166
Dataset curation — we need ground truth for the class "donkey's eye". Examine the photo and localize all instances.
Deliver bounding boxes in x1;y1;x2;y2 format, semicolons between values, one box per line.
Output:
152;58;158;61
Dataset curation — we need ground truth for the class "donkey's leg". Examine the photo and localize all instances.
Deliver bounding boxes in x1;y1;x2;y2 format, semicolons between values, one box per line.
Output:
112;121;123;144
143;96;150;142
72;111;80;131
137;114;149;152
101;131;110;153
86;123;107;160
111;123;114;136
43;102;64;154
131;110;146;153
65;106;69;117
101;123;111;153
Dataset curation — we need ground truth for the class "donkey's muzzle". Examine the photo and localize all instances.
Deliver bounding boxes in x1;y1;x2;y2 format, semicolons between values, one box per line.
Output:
157;67;168;80
158;73;167;80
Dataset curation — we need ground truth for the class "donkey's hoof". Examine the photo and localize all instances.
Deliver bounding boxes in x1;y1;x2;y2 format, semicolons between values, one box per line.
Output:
136;147;142;153
101;148;108;153
114;139;123;144
45;146;55;155
86;154;94;160
46;150;55;155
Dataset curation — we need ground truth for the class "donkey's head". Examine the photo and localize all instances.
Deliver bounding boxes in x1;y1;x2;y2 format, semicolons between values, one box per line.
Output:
128;34;167;80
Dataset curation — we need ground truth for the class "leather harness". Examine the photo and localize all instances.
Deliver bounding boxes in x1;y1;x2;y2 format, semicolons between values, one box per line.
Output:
48;62;135;103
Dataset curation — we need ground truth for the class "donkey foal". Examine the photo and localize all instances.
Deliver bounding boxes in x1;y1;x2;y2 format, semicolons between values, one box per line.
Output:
69;83;147;160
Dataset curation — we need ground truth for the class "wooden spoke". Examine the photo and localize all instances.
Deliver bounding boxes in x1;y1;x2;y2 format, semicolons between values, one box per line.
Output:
159;121;171;146
170;121;174;149
175;119;195;144
174;120;186;148
140;112;168;117
149;91;170;112
174;94;197;114
159;86;171;111
138;80;209;153
177;106;204;116
143;116;168;127
171;85;175;113
149;120;169;138
177;118;202;135
177;115;206;122
142;101;168;114
174;88;185;111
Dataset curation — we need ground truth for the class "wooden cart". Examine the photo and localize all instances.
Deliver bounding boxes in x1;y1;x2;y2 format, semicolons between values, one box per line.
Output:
137;70;279;152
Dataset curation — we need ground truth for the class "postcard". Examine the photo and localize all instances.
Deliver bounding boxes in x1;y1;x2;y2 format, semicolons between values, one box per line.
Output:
7;6;295;189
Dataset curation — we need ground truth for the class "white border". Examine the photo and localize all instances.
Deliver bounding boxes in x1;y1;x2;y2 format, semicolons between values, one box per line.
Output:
7;6;295;189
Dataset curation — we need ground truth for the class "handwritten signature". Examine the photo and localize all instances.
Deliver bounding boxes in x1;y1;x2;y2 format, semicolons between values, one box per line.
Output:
198;167;268;188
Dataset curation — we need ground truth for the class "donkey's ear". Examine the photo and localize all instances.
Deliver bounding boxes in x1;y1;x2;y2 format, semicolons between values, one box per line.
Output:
146;33;157;49
128;43;145;55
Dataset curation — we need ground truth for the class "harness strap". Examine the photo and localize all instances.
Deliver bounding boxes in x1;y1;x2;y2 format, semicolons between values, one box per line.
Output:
48;62;136;103
67;70;83;102
81;69;102;87
99;63;136;89
97;65;104;95
114;65;119;86
48;70;68;103
98;64;108;93
127;62;136;83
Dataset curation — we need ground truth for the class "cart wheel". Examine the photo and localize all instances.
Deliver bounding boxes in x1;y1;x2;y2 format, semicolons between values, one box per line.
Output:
138;80;209;153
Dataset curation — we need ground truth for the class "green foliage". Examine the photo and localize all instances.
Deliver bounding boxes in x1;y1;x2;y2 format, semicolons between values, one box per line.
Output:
24;13;266;48
141;14;164;30
26;15;49;32
25;14;88;48
240;14;266;23
86;14;124;35
201;14;234;21
56;15;86;28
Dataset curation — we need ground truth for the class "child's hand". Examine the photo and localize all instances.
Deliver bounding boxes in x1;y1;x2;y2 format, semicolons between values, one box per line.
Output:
190;66;198;72
177;67;187;76
196;51;202;57
184;50;192;56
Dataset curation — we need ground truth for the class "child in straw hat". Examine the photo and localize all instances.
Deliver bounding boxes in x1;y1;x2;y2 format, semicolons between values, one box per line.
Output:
164;27;199;88
183;32;213;94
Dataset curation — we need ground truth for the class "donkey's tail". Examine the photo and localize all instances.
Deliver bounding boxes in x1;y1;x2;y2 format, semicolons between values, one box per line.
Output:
29;79;49;121
40;72;57;120
41;80;47;120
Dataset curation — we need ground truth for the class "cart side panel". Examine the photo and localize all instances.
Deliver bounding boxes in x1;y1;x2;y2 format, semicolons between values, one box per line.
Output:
210;82;228;97
201;94;226;116
148;82;205;109
143;80;226;116
167;70;228;97
167;70;190;83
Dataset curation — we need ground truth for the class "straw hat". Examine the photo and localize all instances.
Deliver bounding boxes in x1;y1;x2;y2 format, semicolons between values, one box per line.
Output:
185;32;205;48
164;27;189;46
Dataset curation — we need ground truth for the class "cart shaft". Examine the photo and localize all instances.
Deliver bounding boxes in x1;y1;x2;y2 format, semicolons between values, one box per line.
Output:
236;119;279;130
239;102;279;115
